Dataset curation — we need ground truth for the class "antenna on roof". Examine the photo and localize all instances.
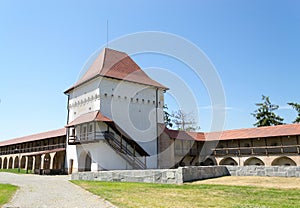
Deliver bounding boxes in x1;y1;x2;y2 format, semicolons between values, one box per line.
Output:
106;19;109;48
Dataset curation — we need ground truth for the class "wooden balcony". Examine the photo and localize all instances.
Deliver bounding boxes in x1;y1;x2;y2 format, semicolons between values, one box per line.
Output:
0;143;66;156
213;145;300;156
68;131;107;144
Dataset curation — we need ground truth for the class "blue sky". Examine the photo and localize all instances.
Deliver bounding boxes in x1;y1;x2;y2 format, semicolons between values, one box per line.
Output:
1;0;300;140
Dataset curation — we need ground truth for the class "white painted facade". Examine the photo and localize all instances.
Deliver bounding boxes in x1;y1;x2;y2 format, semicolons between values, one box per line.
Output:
66;75;165;172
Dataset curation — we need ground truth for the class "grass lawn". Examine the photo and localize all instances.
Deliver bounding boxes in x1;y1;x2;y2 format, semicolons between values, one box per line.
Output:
0;184;18;207
0;168;31;174
72;180;300;208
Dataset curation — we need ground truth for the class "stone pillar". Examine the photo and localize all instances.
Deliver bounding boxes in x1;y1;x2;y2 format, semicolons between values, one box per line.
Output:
41;154;45;169
32;156;36;172
50;152;56;169
12;155;16;169
24;156;28;170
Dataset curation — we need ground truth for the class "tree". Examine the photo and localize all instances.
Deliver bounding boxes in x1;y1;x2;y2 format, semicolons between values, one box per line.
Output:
163;104;173;128
252;95;284;127
171;109;200;131
288;102;300;123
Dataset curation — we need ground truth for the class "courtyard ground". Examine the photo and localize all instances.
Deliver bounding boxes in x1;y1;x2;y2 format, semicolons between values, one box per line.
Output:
192;176;300;189
1;172;300;208
0;172;115;208
0;183;18;207
73;176;300;208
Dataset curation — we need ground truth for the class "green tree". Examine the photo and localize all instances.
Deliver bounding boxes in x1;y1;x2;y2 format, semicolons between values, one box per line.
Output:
163;104;173;128
252;95;284;127
288;102;300;123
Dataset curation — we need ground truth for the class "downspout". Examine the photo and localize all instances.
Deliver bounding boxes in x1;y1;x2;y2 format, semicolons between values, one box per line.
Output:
66;94;70;143
156;88;159;168
64;94;70;174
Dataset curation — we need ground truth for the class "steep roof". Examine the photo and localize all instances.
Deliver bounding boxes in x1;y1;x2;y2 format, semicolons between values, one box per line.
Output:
65;48;167;93
0;128;66;147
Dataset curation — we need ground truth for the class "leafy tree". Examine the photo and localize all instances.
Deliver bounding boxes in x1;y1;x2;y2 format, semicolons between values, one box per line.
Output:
252;95;284;127
163;104;173;128
288;102;300;123
171;109;200;131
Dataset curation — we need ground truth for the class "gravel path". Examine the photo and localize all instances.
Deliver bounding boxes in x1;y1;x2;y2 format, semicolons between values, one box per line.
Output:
0;172;116;208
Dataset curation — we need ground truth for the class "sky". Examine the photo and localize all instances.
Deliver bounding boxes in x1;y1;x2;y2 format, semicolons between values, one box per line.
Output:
1;0;300;141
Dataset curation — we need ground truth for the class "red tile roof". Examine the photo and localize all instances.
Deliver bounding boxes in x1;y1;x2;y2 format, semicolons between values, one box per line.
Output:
163;127;206;141
65;111;112;127
205;123;300;141
0;128;66;147
163;124;300;141
65;48;167;93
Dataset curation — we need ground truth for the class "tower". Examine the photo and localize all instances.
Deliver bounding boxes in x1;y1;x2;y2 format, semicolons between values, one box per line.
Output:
64;48;167;172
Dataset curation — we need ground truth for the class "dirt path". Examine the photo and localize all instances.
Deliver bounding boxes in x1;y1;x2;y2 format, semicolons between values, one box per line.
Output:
192;176;300;189
0;172;116;208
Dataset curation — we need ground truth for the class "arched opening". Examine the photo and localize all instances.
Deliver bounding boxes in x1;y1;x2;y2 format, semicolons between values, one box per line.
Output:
34;155;41;170
3;157;7;169
14;156;19;168
78;151;92;172
27;156;33;170
20;156;26;169
219;157;238;166
199;158;217;166
43;154;51;169
8;157;13;169
0;158;2;169
244;157;265;166
53;152;64;169
271;156;297;166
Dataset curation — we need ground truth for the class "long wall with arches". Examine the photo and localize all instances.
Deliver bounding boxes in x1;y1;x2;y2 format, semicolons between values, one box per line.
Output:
0;129;67;174
159;124;300;168
216;155;300;166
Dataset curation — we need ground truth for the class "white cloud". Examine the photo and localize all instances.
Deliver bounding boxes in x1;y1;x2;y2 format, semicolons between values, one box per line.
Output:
199;105;242;111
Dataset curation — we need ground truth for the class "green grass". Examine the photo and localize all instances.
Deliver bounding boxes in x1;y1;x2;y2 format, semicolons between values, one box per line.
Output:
0;184;18;207
72;180;300;208
0;168;31;174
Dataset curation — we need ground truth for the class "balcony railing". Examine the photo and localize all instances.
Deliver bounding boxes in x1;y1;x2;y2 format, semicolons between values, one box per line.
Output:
104;132;146;169
68;131;107;144
0;143;66;156
213;145;300;156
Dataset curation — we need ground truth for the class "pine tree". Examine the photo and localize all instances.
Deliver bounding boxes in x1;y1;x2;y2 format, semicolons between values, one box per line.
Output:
252;95;284;127
288;102;300;123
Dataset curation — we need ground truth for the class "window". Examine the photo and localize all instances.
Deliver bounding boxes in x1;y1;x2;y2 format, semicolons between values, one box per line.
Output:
89;123;93;132
82;126;87;140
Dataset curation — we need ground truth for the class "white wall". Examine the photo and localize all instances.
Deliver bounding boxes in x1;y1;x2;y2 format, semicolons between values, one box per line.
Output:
76;141;133;171
99;77;164;168
68;78;103;123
